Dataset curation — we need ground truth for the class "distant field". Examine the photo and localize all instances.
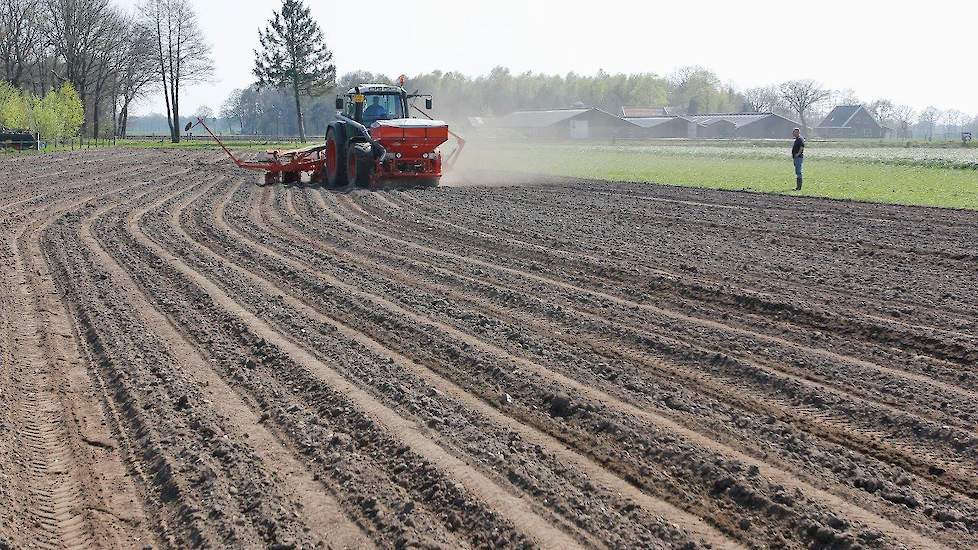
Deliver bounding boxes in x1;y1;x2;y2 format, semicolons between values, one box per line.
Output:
461;142;978;210
590;144;978;169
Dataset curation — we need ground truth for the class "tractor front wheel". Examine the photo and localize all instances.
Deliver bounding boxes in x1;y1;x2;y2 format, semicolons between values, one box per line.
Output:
346;143;373;188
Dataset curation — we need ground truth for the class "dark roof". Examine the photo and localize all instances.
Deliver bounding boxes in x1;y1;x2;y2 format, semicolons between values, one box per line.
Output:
627;116;691;128
621;106;671;118
687;112;796;128
495;109;588;128
495;108;633;129
817;105;863;128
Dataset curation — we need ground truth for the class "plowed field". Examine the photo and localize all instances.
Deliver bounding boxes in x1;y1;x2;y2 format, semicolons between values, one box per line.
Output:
1;148;976;549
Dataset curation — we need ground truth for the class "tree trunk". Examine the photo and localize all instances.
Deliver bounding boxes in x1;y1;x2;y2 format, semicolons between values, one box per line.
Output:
171;98;180;143
120;103;129;137
93;103;99;139
292;81;306;142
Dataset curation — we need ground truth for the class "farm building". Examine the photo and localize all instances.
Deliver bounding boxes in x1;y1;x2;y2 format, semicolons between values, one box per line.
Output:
817;105;886;138
627;116;697;138
493;108;643;140
686;113;800;139
693;117;738;138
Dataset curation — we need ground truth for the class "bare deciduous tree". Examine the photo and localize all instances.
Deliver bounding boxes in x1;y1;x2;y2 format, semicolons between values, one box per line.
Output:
45;0;112;100
892;105;915;139
0;0;42;88
220;88;246;133
869;99;894;137
45;0;141;137
832;88;861;106
140;0;213;143
779;80;831;135
918;106;939;140
113;18;157;137
88;11;128;138
941;109;966;139
742;86;782;113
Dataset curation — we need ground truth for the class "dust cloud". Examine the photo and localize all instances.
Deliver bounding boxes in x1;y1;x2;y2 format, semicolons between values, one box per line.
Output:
440;138;571;188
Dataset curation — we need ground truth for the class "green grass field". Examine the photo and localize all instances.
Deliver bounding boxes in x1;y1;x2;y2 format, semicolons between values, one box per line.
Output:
461;143;978;210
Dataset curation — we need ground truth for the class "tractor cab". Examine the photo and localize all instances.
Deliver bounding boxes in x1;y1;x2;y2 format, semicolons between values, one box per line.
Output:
337;84;408;126
335;84;434;127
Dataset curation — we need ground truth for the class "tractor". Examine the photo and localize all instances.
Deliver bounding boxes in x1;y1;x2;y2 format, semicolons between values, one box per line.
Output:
326;83;462;188
190;79;463;189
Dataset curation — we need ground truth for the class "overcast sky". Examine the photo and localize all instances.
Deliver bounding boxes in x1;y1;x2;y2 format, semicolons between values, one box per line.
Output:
117;0;978;116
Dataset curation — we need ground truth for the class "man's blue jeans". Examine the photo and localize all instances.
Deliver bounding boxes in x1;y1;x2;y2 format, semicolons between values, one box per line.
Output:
793;156;804;189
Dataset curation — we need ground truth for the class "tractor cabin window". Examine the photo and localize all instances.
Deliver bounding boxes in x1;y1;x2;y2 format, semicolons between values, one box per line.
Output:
362;94;404;125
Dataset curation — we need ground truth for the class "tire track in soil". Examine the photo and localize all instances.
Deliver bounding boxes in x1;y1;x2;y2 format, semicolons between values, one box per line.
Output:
2;174;164;549
250;187;944;550
9;208;98;550
217;182;742;548
76;184;376;550
130;178;565;549
301;187;954;549
272;184;978;535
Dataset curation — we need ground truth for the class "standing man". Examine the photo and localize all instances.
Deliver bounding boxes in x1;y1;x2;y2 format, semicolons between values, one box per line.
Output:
791;128;805;191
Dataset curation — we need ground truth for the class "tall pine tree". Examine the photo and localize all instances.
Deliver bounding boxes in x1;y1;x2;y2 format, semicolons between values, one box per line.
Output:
254;0;335;141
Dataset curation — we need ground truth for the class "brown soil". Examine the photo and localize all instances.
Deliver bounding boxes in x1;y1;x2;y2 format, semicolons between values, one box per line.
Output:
1;148;975;549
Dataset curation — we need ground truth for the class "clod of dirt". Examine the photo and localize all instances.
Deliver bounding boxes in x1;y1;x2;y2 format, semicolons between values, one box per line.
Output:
174;394;190;410
547;392;575;418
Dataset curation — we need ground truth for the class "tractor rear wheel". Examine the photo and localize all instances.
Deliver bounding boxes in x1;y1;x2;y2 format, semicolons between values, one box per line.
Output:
346;143;373;188
325;126;346;187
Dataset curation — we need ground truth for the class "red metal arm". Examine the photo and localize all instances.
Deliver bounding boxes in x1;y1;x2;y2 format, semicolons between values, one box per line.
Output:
188;117;325;174
189;118;282;171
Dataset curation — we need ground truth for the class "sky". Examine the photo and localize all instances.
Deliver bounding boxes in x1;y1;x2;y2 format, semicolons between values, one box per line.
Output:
117;0;978;116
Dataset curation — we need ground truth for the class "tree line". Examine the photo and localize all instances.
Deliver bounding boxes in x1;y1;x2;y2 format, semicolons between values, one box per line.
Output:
0;0;212;142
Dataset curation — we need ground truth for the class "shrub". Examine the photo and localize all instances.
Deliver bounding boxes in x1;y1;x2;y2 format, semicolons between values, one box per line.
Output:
0;81;30;130
0;82;85;144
